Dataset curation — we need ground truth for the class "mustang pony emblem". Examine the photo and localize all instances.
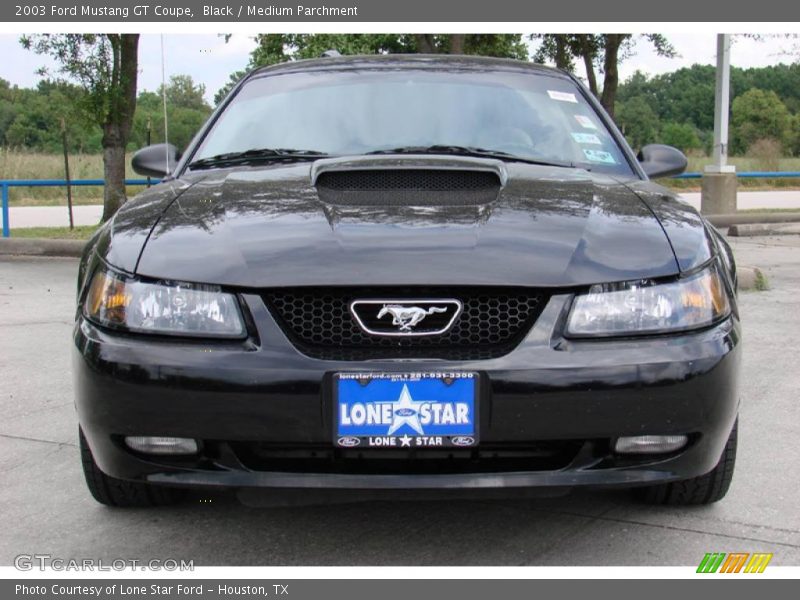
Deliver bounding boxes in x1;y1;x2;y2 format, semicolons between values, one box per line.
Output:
349;299;462;336
377;305;448;332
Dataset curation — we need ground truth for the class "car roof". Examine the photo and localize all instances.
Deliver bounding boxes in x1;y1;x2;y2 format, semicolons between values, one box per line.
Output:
248;54;571;80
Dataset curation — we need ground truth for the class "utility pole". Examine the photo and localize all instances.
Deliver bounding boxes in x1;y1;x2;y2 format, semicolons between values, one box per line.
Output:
61;118;74;230
146;117;152;188
701;34;737;215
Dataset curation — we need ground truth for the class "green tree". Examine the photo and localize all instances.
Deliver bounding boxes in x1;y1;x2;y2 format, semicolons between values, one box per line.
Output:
2;80;99;152
458;35;528;59
660;122;702;153
130;76;212;152
532;34;676;117
532;35;580;71
790;114;800;156
21;34;140;221
617;63;800;141
616;96;660;150
732;63;800;114
214;70;247;106
0;78;22;146
161;74;209;112
730;88;792;154
251;33;416;65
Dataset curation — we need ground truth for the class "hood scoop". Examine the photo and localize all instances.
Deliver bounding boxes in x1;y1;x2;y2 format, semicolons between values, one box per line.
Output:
311;155;505;206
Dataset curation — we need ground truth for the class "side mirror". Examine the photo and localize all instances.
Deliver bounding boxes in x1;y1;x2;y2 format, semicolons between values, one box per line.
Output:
132;143;180;178
637;144;688;179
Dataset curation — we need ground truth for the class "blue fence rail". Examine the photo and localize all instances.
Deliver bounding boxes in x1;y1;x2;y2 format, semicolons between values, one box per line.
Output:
675;171;800;180
1;178;153;238
3;172;800;238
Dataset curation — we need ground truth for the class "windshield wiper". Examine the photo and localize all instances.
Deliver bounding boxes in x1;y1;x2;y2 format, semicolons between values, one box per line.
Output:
365;145;575;168
188;148;330;170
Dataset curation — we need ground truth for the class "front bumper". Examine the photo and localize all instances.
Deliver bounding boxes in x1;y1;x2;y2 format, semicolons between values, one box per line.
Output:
73;293;741;491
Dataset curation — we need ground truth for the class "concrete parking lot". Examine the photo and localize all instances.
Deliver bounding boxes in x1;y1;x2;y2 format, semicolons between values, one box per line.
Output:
1;236;799;566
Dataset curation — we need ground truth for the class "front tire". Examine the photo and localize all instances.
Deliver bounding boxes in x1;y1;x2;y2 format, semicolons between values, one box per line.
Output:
634;419;738;506
79;428;185;507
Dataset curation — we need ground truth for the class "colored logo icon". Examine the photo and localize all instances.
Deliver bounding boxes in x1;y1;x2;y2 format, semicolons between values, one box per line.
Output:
696;552;773;573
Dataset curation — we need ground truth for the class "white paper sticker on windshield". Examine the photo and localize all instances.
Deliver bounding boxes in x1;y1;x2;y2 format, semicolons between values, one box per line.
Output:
583;149;617;164
574;115;598;129
547;90;578;103
571;132;602;145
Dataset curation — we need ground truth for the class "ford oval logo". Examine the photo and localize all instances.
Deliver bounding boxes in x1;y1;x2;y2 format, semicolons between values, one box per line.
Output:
395;408;416;417
451;436;475;447
337;436;361;447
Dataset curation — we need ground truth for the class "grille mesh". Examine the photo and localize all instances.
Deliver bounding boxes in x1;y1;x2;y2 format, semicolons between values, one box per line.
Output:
264;287;547;360
317;169;499;191
315;169;500;206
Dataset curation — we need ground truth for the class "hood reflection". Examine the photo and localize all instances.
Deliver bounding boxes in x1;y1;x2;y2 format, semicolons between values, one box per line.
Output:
133;162;680;288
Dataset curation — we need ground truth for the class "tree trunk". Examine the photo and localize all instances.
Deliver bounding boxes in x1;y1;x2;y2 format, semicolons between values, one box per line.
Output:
449;34;465;55
101;125;127;222
600;34;624;118
579;36;599;97
554;35;570;70
100;33;139;222
414;34;437;54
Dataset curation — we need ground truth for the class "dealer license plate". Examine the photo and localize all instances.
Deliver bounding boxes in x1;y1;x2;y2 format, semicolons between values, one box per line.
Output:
334;372;478;449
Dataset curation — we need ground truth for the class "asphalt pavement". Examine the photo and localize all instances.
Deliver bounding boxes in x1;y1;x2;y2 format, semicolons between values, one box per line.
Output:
1;237;799;566
6;190;800;228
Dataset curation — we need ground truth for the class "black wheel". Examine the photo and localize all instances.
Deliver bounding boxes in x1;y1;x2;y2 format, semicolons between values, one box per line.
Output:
79;428;185;507
634;419;738;506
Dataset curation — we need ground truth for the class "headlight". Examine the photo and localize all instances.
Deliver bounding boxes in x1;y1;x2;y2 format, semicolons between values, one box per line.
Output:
84;269;245;338
566;265;730;337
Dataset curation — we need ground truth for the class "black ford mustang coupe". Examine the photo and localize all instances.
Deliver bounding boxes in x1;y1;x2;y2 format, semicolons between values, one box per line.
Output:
74;55;740;507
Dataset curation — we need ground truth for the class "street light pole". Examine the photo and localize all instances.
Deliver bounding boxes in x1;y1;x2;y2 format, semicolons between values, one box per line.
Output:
710;34;734;173
701;34;737;214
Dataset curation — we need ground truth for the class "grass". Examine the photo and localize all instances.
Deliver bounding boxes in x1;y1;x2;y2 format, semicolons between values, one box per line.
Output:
685;156;800;172
753;269;770;292
10;225;100;240
660;156;800;191
0;149;143;206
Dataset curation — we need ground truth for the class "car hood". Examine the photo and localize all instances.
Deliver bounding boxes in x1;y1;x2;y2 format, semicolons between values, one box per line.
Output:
131;160;681;288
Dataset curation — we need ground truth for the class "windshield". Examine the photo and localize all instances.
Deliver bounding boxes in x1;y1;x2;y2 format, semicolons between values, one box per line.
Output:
191;68;635;176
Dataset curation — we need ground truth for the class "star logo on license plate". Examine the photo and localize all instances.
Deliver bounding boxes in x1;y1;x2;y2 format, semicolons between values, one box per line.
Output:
387;384;425;435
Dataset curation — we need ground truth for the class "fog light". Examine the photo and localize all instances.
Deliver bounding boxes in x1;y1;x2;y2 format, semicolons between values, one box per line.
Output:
124;436;198;455
614;435;688;455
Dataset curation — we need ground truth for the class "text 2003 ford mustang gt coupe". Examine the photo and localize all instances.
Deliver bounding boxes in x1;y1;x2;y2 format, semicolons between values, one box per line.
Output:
74;55;740;507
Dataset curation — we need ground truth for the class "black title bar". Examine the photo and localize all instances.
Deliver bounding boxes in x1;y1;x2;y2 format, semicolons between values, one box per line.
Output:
4;0;800;22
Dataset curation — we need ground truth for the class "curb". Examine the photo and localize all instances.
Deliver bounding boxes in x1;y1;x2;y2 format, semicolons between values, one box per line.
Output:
707;212;800;227
737;265;768;291
728;223;800;237
0;238;86;258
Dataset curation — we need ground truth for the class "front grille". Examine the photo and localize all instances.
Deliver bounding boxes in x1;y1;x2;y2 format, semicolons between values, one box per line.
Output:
315;169;501;206
264;287;547;360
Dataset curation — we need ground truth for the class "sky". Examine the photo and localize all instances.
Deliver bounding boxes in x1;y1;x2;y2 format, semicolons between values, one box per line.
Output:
0;33;797;104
